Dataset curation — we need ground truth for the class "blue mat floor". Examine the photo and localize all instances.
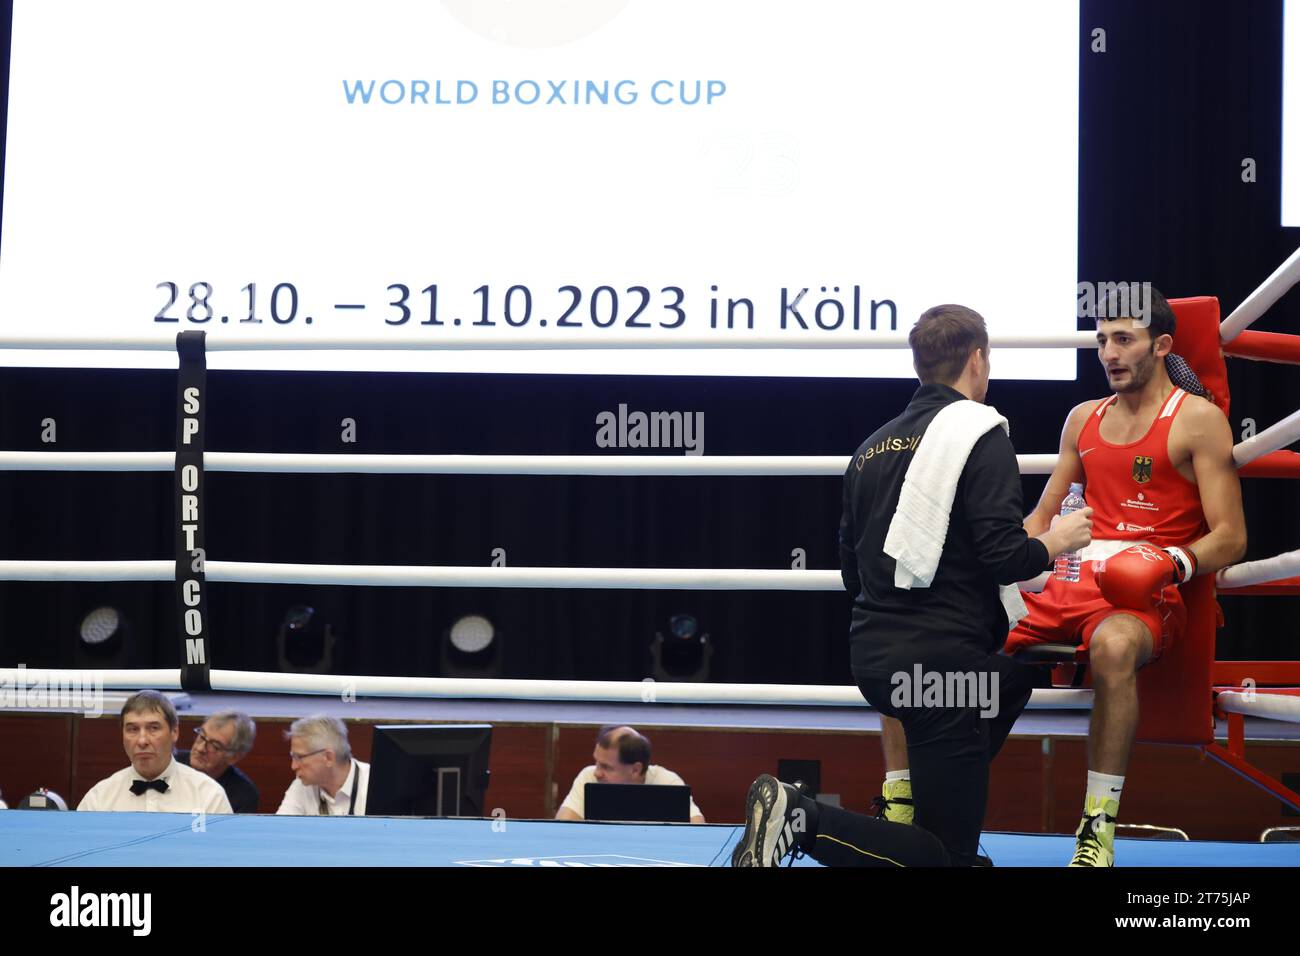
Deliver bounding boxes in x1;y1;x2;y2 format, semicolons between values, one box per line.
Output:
3;812;1297;867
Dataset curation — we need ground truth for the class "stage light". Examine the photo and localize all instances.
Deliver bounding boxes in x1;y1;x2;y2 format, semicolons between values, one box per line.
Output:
650;613;712;682
78;606;126;656
671;614;698;641
277;605;336;674
441;614;502;678
449;614;495;654
73;604;135;667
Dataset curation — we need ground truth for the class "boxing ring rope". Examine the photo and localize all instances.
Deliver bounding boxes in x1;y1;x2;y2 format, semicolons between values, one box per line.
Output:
0;561;844;590
0;668;180;691
1231;408;1300;468
0;451;1059;477
2;550;1299;592
1217;690;1300;724
1238;450;1300;479
2;548;1300;595
1219;243;1300;342
1222;330;1300;365
0;666;1096;710
2;445;1297;478
1215;550;1300;590
1216;576;1300;596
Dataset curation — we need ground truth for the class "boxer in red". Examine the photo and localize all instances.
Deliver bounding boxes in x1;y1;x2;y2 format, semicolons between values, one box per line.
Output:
876;287;1246;865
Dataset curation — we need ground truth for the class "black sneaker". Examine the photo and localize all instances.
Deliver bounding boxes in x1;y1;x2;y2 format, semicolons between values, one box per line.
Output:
731;774;800;867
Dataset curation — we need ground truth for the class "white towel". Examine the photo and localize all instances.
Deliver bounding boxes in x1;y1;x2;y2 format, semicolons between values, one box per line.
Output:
882;399;1031;628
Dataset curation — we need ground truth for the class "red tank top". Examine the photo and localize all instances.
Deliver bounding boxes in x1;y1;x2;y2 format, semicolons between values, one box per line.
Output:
1076;388;1207;547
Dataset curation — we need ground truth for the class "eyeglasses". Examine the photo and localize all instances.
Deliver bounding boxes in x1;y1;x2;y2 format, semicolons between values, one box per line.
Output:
194;727;234;755
289;748;327;764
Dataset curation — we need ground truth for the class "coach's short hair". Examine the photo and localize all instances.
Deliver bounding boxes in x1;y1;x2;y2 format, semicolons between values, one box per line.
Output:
908;304;989;385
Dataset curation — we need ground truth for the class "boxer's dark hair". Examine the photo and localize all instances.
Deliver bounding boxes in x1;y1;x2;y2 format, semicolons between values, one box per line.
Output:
909;304;989;385
1097;284;1176;343
596;724;651;773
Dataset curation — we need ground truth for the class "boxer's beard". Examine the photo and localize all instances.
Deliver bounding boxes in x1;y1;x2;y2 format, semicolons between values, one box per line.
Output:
1110;345;1158;394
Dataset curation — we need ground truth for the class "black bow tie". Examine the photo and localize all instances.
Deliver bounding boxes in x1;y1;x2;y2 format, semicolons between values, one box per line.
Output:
130;778;169;796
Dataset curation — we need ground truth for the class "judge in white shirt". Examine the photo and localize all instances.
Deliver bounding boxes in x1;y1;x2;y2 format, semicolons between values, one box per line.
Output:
276;715;369;816
77;690;232;814
556;725;705;823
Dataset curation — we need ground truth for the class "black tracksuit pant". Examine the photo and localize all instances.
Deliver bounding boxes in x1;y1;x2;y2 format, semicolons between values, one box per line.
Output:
794;653;1038;867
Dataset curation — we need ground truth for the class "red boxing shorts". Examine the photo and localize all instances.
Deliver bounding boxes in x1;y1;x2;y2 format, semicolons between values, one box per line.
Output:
1004;562;1186;665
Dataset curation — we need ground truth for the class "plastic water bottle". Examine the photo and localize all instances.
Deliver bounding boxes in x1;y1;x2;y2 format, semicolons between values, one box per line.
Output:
1054;482;1086;583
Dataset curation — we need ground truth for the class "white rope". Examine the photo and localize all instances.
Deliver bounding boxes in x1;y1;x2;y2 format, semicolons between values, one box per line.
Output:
0;452;173;472
1216;550;1300;590
0;332;1102;352
1220;245;1300;342
0;560;172;582
0;666;1095;709
0;440;1286;476
1231;408;1300;468
0;668;180;691
209;670;1095;709
7;551;1296;591
211;670;866;704
211;453;849;476
0;432;1282;477
0;560;844;589
0;451;1061;476
1216;690;1300;724
208;564;846;590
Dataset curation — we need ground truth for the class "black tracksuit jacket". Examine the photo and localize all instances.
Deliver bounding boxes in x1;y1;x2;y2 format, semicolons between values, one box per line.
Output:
839;384;1052;676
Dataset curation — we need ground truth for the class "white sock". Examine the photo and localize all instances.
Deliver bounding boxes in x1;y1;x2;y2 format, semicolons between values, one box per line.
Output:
885;770;910;783
1086;770;1124;811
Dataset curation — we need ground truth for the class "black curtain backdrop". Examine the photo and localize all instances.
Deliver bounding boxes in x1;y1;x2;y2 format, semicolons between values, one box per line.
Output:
0;0;1297;681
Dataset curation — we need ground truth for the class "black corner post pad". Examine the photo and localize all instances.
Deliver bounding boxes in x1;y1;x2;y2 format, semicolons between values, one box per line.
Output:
175;331;211;691
176;329;208;363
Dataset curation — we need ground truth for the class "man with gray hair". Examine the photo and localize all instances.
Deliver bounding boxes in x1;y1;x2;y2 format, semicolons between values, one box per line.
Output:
276;715;369;816
177;710;260;813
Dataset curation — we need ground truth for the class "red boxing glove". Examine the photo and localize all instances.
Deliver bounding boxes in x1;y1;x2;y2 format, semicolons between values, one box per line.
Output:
1095;545;1177;612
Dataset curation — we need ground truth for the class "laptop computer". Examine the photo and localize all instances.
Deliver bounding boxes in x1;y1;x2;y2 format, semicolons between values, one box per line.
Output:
584;783;692;823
